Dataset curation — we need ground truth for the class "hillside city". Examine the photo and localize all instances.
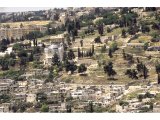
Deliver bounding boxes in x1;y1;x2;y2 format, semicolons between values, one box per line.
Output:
0;7;160;113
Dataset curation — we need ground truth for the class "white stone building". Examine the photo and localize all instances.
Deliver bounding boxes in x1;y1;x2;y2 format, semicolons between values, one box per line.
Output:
44;42;64;65
26;94;37;103
153;102;160;113
0;47;13;57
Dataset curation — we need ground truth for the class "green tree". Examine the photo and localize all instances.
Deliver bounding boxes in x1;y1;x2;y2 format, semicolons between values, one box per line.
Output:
28;52;34;62
97;24;104;36
125;69;138;79
128;26;136;35
155;64;160;74
0;94;11;103
108;48;113;58
143;64;148;79
46;66;55;82
11;105;19;113
68;49;75;60
107;27;111;33
19;57;28;67
78;64;87;73
46;24;56;35
19;103;26;112
18;50;28;58
158;74;160;84
9;58;16;67
26;31;43;47
144;92;152;98
144;42;149;50
137;62;148;79
66;104;72;113
65;61;77;74
137;95;143;102
77;48;81;58
52;52;59;66
103;62;116;79
102;13;119;25
126;54;134;64
88;101;94;113
121;29;126;38
36;92;47;103
0;44;7;52
94;36;101;43
13;43;22;51
137;62;144;75
122;49;126;60
10;52;16;59
66;34;72;46
110;41;118;52
92;44;94;54
40;104;49;112
141;24;150;33
0;58;9;70
80;39;83;47
101;44;106;53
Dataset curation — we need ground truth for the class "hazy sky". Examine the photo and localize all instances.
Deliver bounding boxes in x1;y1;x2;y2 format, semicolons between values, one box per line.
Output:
0;7;55;12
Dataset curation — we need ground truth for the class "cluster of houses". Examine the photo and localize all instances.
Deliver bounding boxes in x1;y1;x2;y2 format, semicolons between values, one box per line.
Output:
0;63;160;113
0;73;129;113
116;96;155;113
1;67;160;113
116;85;160;113
46;83;128;112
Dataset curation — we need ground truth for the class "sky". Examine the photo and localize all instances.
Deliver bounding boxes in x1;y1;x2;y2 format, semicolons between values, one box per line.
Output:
0;7;55;12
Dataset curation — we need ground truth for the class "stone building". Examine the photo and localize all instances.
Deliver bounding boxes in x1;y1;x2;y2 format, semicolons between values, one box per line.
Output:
0;25;47;40
44;42;64;65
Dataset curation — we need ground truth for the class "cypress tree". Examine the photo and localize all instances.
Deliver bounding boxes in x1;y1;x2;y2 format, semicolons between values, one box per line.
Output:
158;74;160;84
108;48;113;58
122;49;126;60
89;101;94;113
78;47;81;58
81;50;84;58
92;44;94;55
143;64;148;79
